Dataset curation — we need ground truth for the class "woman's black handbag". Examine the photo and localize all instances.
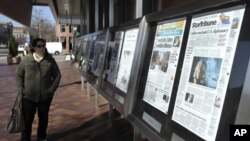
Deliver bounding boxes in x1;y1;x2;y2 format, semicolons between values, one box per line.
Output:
6;91;25;133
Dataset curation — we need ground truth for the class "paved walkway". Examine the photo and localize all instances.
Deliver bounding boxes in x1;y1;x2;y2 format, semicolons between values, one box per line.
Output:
0;56;133;141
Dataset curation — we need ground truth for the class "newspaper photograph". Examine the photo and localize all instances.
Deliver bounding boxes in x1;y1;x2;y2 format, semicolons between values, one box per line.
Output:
189;57;222;89
116;28;139;93
143;19;186;113
172;5;245;141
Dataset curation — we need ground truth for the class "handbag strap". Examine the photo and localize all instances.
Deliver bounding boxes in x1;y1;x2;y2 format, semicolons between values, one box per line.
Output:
13;90;23;109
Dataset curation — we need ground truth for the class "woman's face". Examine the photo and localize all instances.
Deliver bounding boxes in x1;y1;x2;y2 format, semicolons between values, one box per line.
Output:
34;41;46;55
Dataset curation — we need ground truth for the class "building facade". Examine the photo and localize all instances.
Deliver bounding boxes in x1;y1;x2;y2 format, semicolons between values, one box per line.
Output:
55;24;73;53
12;27;30;45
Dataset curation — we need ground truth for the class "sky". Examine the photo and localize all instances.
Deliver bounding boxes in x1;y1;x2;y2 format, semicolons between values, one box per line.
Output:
0;6;55;27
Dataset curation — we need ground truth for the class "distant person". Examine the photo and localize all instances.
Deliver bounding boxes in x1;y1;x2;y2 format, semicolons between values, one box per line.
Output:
16;38;61;141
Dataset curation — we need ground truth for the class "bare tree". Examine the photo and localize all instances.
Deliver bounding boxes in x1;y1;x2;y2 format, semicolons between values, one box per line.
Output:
30;9;56;41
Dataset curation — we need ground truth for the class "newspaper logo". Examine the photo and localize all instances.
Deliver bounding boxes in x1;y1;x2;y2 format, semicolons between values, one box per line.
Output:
230;125;250;141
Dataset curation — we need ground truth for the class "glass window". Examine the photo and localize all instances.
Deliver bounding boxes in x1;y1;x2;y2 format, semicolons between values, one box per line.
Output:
61;25;65;32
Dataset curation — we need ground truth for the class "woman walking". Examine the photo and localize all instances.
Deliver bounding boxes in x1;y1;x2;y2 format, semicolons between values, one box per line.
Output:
16;38;61;141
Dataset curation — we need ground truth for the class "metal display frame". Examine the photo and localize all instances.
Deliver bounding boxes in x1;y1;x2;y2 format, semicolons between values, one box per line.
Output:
128;14;190;141
76;30;110;105
74;34;94;93
77;35;95;79
127;0;250;141
74;36;91;79
84;29;110;89
98;17;148;116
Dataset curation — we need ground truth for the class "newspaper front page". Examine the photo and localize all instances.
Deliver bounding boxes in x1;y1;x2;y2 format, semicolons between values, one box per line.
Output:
172;5;245;141
143;19;186;113
116;28;139;93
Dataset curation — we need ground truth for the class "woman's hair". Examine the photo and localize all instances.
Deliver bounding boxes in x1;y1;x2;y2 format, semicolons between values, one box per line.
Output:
29;38;46;53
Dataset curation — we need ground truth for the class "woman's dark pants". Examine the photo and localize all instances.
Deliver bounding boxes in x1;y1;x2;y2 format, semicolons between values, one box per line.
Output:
21;98;52;141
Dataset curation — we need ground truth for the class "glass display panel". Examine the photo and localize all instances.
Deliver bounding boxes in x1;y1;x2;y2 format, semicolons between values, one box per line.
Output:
172;5;245;141
90;34;106;76
143;19;187;113
116;28;139;93
79;38;89;71
106;31;125;84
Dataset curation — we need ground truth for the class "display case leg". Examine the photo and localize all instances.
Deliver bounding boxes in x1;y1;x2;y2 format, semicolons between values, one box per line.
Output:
109;104;114;126
81;76;87;90
95;89;99;108
94;90;109;108
133;126;141;141
86;83;95;97
86;82;91;97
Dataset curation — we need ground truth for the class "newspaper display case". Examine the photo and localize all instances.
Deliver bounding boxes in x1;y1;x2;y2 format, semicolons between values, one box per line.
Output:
76;35;94;79
80;30;110;88
171;5;246;141
127;0;250;141
74;30;111;106
127;14;189;141
98;18;147;115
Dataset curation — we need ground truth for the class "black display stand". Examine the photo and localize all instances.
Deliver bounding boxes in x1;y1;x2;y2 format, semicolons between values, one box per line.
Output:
127;0;250;141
